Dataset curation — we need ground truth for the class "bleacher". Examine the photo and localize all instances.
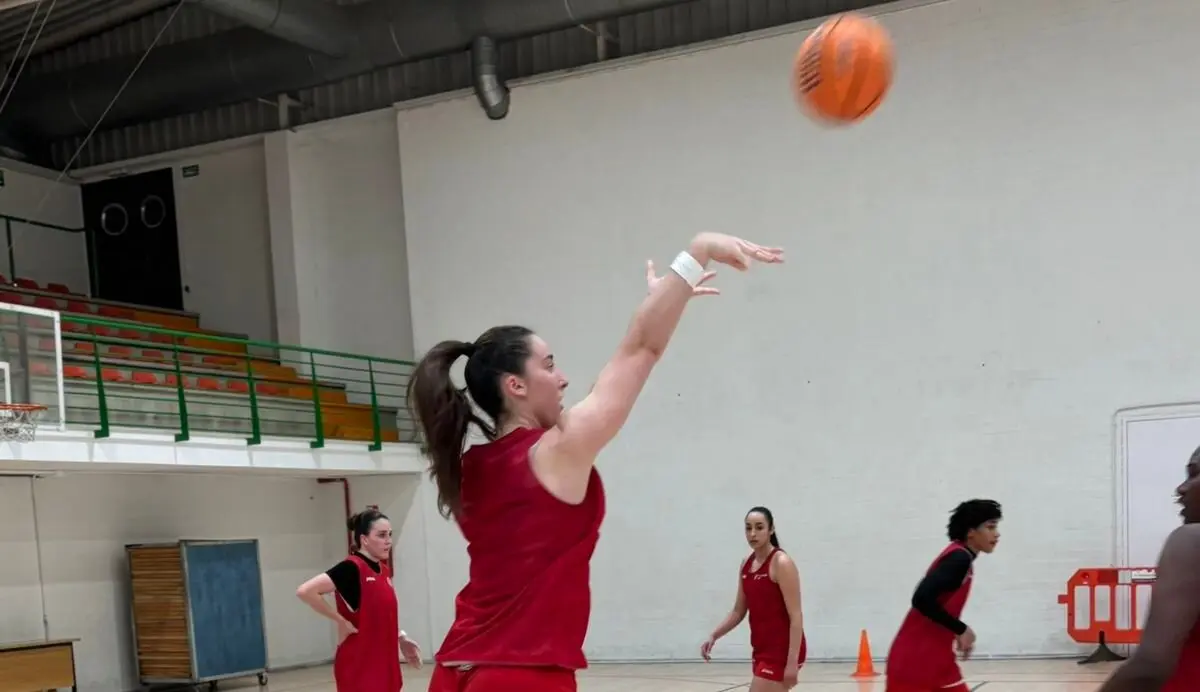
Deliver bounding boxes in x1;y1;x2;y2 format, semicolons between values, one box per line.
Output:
0;275;412;446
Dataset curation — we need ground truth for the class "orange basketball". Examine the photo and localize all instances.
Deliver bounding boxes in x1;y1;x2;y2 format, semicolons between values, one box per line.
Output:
792;13;894;124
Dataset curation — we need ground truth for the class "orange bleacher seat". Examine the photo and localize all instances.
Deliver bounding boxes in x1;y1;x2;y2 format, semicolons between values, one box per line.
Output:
66;301;91;313
46;283;71;294
131;372;158;385
196;377;219;391
0;292;21;304
13;278;37;290
108;345;133;358
32;296;58;310
225;380;249;394
63;365;90;379
117;328;144;340
101;368;124;382
30;362;52;377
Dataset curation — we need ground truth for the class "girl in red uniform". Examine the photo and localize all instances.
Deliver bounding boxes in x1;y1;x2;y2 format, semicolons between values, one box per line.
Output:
1098;449;1200;692
296;509;422;692
701;506;807;690
885;500;1001;692
406;232;783;692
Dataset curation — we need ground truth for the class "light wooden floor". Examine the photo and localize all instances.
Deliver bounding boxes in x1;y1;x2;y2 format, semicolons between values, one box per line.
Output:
216;659;1119;691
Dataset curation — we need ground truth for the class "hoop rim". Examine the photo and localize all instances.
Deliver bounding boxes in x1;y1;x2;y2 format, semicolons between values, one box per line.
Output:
0;403;47;411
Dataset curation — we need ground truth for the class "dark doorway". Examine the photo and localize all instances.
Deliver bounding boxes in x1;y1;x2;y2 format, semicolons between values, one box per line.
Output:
82;167;183;310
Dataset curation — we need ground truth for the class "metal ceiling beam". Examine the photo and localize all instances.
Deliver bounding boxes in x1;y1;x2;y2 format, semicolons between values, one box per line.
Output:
192;0;357;57
1;0;700;140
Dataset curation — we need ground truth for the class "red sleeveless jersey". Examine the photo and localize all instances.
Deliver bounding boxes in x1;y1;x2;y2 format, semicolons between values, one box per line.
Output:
435;427;606;669
886;542;973;688
333;555;401;692
1163;621;1200;691
741;548;807;668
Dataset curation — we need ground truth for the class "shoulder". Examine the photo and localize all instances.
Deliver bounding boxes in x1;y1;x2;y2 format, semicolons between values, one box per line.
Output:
329;557;361;574
769;550;799;579
1162;523;1200;562
931;547;973;573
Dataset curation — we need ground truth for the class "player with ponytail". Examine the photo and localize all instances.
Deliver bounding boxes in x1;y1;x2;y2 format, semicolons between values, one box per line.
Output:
702;506;807;690
296;508;422;691
408;232;783;692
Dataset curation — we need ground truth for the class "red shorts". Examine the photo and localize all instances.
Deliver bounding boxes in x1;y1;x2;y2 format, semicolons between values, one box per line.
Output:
752;658;804;682
428;664;576;692
885;682;969;692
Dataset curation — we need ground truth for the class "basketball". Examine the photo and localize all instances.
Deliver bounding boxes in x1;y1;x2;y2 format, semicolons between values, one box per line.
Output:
792;13;894;124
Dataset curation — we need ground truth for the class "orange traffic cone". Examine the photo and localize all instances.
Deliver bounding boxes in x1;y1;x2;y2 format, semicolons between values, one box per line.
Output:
851;629;880;679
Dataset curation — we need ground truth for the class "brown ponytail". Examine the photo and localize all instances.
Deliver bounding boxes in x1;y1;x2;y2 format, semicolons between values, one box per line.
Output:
407;340;489;518
407;327;536;519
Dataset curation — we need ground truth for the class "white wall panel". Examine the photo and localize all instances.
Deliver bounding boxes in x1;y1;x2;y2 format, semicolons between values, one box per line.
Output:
0;162;87;292
0;473;346;690
398;0;1200;659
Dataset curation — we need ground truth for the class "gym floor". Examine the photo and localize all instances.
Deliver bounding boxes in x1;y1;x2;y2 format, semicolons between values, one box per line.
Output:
212;659;1117;691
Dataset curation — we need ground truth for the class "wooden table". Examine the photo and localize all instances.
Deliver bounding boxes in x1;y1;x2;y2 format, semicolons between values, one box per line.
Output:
0;639;79;692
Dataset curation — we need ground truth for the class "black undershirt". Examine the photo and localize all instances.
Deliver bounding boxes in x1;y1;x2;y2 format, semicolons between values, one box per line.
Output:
326;552;381;612
910;547;975;635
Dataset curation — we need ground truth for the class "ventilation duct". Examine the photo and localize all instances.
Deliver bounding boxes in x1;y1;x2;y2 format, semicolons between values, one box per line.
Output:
1;0;697;140
192;0;357;56
471;36;508;120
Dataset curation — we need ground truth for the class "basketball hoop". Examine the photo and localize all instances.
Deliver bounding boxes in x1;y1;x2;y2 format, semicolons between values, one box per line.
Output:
0;403;46;442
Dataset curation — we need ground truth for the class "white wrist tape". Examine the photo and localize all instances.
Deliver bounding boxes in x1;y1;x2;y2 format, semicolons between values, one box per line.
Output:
669;251;705;288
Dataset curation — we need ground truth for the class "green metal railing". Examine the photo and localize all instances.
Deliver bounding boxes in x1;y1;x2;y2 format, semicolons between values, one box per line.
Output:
5;310;416;450
0;214;98;291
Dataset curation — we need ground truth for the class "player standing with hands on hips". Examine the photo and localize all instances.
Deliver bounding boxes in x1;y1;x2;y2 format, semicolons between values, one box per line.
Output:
407;232;783;692
296;509;422;691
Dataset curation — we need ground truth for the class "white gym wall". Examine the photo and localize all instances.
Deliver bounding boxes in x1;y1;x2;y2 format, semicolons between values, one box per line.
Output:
400;0;1200;660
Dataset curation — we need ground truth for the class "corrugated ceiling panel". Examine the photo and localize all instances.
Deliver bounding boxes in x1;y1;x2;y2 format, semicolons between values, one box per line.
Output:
48;0;888;168
29;3;237;74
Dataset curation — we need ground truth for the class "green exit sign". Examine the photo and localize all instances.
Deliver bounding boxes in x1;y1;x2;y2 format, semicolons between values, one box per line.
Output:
181;164;200;178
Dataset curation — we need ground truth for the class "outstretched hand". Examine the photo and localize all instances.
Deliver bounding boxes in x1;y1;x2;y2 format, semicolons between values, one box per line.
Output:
646;260;720;296
694;232;785;271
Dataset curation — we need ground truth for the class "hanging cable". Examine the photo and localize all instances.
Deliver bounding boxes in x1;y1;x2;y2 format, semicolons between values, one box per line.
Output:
23;0;186;226
0;0;58;118
0;0;42;101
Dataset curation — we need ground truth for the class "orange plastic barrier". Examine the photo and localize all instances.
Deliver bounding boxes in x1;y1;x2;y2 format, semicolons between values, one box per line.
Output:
1057;567;1156;664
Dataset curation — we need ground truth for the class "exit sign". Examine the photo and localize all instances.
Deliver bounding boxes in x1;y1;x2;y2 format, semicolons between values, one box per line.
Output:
181;164;200;178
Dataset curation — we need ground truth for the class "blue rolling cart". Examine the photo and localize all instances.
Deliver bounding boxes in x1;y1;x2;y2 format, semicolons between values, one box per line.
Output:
126;539;269;690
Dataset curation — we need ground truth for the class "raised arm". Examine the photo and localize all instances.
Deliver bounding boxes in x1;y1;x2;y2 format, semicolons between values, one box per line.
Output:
702;567;749;660
1098;524;1200;692
534;232;782;492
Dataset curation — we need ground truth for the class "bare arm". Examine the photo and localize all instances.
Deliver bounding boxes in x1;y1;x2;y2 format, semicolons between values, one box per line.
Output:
709;570;749;641
535;233;781;489
296;573;347;626
541;235;712;463
773;553;805;668
1098;524;1200;692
